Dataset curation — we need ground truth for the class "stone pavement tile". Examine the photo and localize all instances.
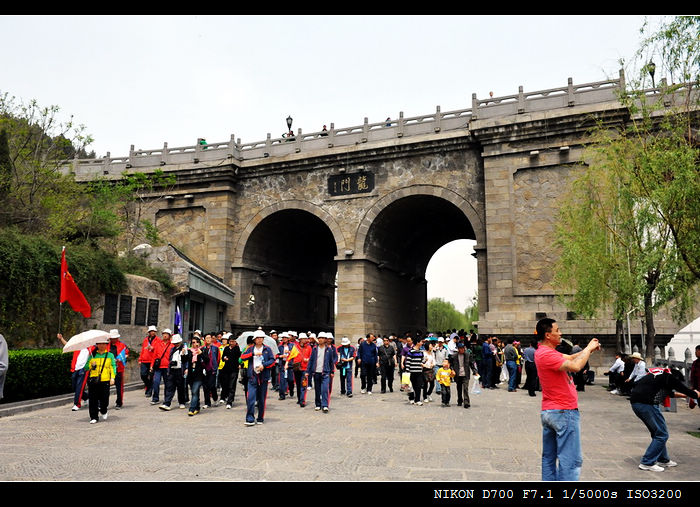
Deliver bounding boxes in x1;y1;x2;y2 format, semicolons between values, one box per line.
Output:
0;376;698;482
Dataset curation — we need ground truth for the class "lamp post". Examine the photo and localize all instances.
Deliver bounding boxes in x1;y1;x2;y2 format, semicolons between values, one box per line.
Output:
286;115;293;134
647;61;656;89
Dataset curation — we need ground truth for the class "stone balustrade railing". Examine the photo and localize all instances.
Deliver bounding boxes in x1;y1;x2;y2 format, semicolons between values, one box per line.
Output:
61;69;676;181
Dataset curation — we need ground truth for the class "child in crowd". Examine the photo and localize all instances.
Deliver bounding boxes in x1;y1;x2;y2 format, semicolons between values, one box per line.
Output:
436;359;455;406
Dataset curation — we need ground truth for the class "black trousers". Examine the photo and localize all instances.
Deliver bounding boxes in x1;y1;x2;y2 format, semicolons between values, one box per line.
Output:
203;372;218;405
88;380;110;420
441;385;451;404
361;362;377;392
164;368;187;406
220;369;239;404
455;376;471;407
524;361;538;395
408;372;424;402
380;363;394;392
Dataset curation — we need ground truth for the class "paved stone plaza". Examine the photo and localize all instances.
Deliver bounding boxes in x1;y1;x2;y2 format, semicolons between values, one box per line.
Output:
0;376;698;482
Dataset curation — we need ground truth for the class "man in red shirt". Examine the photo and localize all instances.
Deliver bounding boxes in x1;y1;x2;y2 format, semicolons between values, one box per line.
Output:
140;325;159;397
534;318;600;481
150;329;173;405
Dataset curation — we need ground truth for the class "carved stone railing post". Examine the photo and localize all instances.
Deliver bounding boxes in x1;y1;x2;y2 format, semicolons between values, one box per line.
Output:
103;152;111;175
328;123;335;148
517;86;525;114
127;145;135;169
362;117;369;143
161;143;169;166
397;112;404;138
434;106;441;132
567;78;575;107
295;128;302;153
471;93;479;120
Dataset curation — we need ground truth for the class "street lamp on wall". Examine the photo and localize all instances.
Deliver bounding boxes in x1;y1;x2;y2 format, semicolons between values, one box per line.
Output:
647;61;656;89
286;115;293;132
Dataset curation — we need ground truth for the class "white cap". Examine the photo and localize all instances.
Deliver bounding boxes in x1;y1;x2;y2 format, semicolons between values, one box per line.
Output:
171;334;183;344
162;328;172;335
109;329;120;339
253;329;266;338
341;337;350;346
299;332;308;339
148;325;158;332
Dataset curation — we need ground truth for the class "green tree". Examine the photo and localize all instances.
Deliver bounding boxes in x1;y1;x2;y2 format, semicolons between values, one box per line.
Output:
0;92;94;238
554;16;699;362
427;297;467;332
464;293;479;332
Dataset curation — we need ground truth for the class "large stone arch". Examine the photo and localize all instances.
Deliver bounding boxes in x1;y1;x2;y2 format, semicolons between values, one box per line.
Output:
230;199;346;334
334;184;487;338
354;184;485;256
232;199;347;266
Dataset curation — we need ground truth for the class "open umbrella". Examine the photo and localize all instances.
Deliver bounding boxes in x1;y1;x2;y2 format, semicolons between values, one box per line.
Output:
237;331;279;356
62;329;109;353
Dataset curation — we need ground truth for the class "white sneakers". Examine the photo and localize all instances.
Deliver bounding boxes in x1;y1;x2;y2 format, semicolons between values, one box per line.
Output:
71;405;80;411
656;460;677;467
610;389;620;395
89;419;97;424
638;460;677;472
361;389;367;394
101;413;108;421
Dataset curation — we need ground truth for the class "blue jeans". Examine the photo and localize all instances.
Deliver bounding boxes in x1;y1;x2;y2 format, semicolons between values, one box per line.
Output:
151;368;166;402
541;409;582;481
72;369;88;406
631;403;670;465
189;379;203;411
506;361;518;390
313;372;330;408
246;374;269;423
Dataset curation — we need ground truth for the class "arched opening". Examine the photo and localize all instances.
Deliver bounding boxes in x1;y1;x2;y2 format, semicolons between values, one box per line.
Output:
360;194;477;336
425;238;479;326
238;208;338;332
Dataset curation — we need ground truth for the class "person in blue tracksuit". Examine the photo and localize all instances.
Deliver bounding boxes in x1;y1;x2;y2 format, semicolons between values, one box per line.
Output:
240;330;276;425
305;334;336;413
336;337;356;397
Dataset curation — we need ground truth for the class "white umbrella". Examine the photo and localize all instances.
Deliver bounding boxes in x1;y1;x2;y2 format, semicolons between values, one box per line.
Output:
62;330;110;353
238;331;279;356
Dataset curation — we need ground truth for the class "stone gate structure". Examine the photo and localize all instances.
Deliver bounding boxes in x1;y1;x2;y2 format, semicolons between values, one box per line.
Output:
61;70;696;348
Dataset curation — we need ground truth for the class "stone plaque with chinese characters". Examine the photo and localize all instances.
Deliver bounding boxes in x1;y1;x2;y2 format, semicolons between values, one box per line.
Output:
328;172;374;197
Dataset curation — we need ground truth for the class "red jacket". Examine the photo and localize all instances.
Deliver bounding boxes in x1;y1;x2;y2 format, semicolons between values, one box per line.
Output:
151;339;173;369
140;335;159;364
295;343;313;370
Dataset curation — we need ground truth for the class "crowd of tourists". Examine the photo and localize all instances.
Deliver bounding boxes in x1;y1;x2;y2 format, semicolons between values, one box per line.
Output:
58;326;541;425
57;320;700;479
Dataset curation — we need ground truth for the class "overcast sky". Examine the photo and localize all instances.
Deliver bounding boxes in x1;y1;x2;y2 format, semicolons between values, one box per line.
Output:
0;15;667;312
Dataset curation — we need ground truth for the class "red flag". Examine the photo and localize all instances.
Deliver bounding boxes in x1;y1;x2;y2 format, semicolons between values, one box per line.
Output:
60;247;91;318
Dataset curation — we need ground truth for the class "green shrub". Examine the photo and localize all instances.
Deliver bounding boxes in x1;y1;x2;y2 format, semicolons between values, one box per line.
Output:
2;349;72;403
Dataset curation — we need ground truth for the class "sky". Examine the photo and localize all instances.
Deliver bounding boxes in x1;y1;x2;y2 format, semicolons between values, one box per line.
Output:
0;15;668;312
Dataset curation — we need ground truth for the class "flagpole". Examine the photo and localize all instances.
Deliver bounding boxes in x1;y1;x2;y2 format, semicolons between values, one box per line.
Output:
58;246;65;336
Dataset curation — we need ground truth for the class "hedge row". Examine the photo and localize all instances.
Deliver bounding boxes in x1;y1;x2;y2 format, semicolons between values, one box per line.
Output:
2;349;73;403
